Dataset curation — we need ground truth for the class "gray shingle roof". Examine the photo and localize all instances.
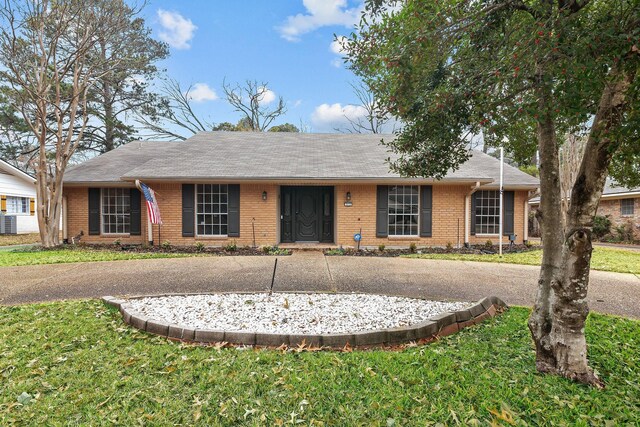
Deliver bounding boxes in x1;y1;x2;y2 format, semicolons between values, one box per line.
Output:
63;132;539;188
529;178;640;204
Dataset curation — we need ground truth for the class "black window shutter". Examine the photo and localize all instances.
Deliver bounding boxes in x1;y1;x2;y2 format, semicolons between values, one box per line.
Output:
376;186;389;237
503;190;515;235
227;184;240;237
129;188;141;236
182;184;195;237
88;188;101;235
420;185;433;237
470;192;477;236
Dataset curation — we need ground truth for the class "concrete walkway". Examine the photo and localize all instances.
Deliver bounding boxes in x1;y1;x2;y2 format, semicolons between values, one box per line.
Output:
1;251;639;318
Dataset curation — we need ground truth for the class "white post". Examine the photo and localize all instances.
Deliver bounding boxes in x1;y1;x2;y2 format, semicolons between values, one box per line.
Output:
62;196;68;243
499;147;504;256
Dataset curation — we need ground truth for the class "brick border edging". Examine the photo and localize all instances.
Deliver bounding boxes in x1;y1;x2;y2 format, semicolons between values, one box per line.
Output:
102;294;508;349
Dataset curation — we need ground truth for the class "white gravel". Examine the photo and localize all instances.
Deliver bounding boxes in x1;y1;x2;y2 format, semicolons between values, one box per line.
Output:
126;293;471;334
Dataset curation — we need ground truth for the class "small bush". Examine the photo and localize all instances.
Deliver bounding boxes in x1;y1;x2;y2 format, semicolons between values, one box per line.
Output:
485;240;493;249
409;242;417;254
262;245;272;254
525;240;533;248
445;242;453;251
326;248;345;256
113;239;121;246
224;240;237;252
614;222;635;242
194;242;205;252
592;215;612;240
378;244;386;252
161;241;171;250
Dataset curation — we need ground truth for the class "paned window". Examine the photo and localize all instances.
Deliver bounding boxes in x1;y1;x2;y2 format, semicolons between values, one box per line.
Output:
474;190;500;234
6;196;29;214
196;184;228;236
101;188;130;234
388;185;419;236
621;198;635;216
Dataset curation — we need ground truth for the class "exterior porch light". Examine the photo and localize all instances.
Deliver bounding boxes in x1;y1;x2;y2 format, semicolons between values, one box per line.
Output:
262;191;267;201
346;191;351;201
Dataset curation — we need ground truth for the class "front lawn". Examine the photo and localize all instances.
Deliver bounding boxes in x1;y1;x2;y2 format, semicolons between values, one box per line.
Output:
1;301;638;425
406;246;640;275
0;247;198;267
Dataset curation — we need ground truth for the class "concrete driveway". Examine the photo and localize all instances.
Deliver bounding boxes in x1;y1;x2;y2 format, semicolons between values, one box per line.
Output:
1;251;639;318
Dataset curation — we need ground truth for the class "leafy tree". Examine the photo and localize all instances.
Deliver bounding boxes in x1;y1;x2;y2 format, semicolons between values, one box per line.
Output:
268;123;300;132
222;79;287;131
347;0;639;387
212;121;238;132
82;8;169;153
0;0;154;246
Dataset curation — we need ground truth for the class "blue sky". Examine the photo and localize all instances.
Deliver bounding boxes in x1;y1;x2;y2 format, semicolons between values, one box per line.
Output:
141;0;370;133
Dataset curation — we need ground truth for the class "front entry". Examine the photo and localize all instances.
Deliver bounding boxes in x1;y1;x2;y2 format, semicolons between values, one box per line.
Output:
281;186;333;243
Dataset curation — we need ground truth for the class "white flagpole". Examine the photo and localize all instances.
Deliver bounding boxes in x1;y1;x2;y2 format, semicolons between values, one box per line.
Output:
499;147;504;257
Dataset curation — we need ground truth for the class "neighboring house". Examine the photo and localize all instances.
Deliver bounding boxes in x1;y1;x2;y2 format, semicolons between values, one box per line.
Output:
62;132;539;248
529;179;640;236
0;159;37;234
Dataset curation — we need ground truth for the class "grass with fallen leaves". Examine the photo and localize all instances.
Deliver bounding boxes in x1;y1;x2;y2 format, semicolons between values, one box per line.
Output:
0;233;40;247
406;246;640;274
1;300;638;425
0;247;202;267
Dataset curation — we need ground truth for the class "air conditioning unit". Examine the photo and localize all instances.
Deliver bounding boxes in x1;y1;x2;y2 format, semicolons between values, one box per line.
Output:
0;214;17;235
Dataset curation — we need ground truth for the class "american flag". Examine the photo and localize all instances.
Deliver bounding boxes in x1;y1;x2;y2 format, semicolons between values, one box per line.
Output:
139;182;162;225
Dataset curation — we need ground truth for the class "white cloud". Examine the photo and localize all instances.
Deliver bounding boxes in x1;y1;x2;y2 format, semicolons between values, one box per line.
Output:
311;103;368;131
187;83;218;102
293;99;303;108
258;87;276;105
278;0;362;42
157;9;197;49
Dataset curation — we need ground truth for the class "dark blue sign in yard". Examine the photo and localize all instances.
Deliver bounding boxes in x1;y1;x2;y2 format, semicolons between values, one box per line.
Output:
353;233;362;242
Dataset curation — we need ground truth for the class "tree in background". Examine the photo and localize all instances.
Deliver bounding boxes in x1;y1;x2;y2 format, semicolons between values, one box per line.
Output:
222;79;287;132
347;0;639;386
269;123;300;132
139;79;291;138
335;80;394;134
136;79;216;140
82;7;169;153
559;134;586;229
0;0;152;246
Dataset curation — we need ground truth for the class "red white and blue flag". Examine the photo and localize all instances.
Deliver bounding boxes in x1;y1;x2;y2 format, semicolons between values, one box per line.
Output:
138;181;162;225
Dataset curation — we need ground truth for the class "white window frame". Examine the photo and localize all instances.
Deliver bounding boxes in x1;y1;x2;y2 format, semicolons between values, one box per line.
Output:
388;185;419;237
196;184;229;237
6;196;29;215
621;198;635;217
101;188;130;235
475;190;500;235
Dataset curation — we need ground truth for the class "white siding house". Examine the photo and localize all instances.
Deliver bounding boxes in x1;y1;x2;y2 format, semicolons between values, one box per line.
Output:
0;159;38;233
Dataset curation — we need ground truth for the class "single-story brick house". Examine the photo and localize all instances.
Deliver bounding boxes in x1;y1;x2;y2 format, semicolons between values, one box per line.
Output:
62;132;539;248
529;179;640;237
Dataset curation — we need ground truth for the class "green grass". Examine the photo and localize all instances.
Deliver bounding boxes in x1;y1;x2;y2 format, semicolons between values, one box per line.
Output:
0;247;201;267
406;246;640;274
1;301;638;425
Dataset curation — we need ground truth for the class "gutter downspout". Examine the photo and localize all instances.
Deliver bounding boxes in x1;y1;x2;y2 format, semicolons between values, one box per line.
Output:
464;181;481;247
62;196;68;244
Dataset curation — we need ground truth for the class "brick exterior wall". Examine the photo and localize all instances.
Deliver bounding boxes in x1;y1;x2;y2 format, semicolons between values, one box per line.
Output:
595;197;639;225
64;183;529;247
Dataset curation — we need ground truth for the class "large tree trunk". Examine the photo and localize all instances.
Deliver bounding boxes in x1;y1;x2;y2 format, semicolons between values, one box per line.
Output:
529;64;634;388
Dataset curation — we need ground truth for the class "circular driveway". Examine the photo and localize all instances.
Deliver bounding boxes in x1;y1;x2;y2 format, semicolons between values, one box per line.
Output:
1;251;639;318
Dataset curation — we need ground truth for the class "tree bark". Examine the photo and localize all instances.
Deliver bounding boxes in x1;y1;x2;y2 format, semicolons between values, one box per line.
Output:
529;63;634;388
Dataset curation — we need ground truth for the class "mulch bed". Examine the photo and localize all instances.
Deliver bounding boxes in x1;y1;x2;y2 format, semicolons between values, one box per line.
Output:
325;244;535;257
18;243;291;256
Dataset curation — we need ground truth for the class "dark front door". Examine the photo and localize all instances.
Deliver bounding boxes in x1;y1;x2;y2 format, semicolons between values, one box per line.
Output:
281;186;333;243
